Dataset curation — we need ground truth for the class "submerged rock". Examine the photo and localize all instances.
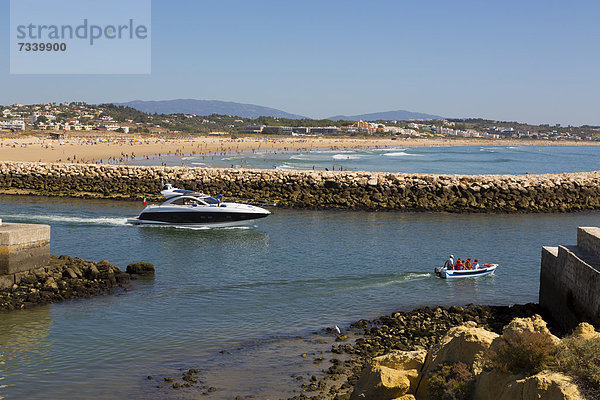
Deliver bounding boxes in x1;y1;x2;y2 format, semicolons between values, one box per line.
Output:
126;262;155;277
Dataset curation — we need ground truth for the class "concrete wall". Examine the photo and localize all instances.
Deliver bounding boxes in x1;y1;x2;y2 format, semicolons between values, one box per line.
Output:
539;227;600;331
0;223;50;290
2;162;600;212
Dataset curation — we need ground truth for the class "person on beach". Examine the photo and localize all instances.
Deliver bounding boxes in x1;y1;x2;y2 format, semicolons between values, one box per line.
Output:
444;254;454;269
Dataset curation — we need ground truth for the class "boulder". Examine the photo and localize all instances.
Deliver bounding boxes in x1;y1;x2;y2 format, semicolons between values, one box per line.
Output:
391;395;415;400
43;277;59;291
416;324;499;398
84;264;99;279
63;268;78;279
501;315;560;347
351;350;426;400
126;262;155;276
571;322;599;340
0;274;14;290
483;315;561;377
473;370;582;400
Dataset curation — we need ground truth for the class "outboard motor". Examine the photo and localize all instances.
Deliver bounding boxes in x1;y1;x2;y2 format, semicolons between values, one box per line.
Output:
434;267;444;277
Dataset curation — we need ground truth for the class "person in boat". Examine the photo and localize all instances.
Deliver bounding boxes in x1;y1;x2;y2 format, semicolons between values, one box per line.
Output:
455;258;464;270
465;258;472;270
444;254;455;269
473;260;481;269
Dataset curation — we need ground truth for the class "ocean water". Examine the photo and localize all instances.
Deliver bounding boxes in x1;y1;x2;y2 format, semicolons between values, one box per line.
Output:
123;145;600;175
0;196;598;398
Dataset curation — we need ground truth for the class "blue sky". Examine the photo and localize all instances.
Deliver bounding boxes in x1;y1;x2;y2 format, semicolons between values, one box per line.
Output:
1;0;599;125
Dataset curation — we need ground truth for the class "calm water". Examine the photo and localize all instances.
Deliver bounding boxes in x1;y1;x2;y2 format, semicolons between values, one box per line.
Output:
0;196;599;398
123;145;600;175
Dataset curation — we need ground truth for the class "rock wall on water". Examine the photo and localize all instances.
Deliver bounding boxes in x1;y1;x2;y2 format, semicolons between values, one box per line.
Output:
1;162;600;212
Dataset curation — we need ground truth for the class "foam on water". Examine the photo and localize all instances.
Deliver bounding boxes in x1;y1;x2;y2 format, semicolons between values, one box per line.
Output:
141;224;254;231
290;153;327;161
332;154;362;160
123;145;600;175
370;147;406;152
383;151;424;157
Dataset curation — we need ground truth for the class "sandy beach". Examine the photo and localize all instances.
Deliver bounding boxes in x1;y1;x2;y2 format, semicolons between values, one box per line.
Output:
0;134;594;164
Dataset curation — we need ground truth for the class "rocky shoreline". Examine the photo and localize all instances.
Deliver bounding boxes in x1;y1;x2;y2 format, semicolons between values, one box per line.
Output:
1;162;600;212
0;255;154;311
281;303;594;400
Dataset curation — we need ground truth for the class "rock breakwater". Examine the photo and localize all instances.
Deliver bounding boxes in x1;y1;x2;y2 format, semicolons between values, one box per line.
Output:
0;255;152;311
1;162;600;212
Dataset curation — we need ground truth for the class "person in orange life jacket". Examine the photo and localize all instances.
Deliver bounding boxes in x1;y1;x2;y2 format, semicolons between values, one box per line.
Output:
465;258;472;270
473;260;481;269
455;259;464;270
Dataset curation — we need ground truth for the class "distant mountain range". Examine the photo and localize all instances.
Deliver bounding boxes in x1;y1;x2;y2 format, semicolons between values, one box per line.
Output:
327;110;444;121
114;99;307;119
114;99;444;121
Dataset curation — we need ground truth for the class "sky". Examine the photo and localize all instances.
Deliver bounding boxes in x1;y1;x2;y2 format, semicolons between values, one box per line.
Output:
1;0;599;125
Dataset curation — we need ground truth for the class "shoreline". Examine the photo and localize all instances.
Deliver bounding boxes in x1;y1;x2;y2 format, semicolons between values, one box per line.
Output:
0;256;154;312
158;303;548;399
0;134;597;164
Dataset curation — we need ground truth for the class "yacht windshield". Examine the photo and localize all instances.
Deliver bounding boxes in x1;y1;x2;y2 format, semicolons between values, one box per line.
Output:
204;197;220;205
170;197;206;206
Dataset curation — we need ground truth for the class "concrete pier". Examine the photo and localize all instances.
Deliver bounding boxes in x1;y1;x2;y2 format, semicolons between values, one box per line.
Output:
539;227;600;331
0;222;50;290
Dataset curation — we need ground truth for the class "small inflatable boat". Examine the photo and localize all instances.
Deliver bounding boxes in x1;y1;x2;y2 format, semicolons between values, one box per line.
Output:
434;264;498;279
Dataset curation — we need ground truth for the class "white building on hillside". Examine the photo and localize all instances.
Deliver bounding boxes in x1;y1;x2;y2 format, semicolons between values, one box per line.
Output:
0;119;26;131
30;112;57;124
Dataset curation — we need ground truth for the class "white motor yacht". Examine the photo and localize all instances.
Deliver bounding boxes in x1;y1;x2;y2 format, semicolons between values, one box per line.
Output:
127;184;271;227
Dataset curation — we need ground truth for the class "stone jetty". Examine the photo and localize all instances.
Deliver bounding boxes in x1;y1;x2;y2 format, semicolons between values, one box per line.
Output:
0;255;132;311
0;255;154;311
0;219;153;311
1;162;600;212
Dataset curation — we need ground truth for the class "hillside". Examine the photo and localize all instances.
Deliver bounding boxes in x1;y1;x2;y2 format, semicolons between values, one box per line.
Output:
328;110;444;121
114;99;307;119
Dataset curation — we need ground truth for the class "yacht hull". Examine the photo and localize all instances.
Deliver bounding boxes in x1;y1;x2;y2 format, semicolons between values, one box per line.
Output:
126;217;260;228
127;202;271;228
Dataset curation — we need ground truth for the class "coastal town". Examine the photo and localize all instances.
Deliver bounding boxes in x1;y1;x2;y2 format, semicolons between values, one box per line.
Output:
1;102;598;141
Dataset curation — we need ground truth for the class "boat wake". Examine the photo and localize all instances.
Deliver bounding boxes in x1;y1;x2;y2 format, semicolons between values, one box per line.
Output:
168;225;253;231
336;272;432;292
211;272;433;294
5;214;128;226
